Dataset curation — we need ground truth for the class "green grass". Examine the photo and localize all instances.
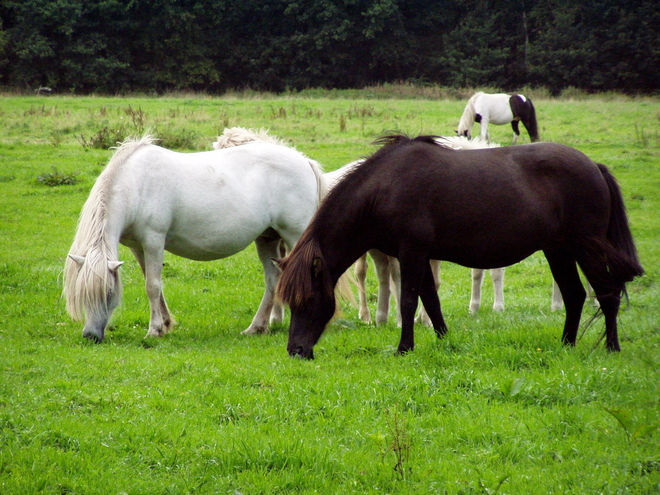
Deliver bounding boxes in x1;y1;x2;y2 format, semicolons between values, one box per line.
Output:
0;89;659;494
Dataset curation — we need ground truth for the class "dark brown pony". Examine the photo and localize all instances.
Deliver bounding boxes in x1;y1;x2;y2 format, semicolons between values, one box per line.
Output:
276;135;643;359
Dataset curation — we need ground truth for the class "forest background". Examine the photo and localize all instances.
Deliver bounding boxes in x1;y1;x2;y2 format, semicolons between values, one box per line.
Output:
0;0;658;95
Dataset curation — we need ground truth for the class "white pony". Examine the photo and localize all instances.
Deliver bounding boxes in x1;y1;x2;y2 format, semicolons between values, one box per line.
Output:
457;92;539;144
64;134;326;342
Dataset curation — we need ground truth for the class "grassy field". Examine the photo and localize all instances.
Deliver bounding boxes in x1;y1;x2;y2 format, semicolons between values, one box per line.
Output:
0;89;659;494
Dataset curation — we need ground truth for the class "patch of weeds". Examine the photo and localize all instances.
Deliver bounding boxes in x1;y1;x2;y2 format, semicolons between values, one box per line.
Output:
37;168;79;186
0;175;15;183
76;125;128;149
154;127;200;150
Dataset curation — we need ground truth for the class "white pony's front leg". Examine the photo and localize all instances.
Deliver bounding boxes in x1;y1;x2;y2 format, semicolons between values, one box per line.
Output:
480;119;490;142
138;244;174;338
243;235;282;335
355;253;371;323
490;268;505;311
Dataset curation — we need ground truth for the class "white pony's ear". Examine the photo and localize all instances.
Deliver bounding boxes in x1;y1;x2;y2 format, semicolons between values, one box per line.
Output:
69;254;86;266
108;261;124;272
271;258;283;273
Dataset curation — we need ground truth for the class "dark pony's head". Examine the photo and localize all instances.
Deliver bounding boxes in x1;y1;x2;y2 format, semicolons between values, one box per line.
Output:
276;229;336;359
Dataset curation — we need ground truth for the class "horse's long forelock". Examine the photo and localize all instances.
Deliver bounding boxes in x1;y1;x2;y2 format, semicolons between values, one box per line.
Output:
276;231;328;307
63;135;153;320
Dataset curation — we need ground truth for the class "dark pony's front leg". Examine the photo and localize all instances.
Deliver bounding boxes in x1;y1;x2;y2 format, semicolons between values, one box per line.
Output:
397;255;446;354
543;249;586;346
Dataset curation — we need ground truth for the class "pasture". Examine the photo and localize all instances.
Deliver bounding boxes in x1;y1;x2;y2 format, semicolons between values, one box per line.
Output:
0;90;659;494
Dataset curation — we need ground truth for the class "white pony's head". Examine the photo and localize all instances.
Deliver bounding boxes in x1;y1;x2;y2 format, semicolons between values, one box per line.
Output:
65;250;123;342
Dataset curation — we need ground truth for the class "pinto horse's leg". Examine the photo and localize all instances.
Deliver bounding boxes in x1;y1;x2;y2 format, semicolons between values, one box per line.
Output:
371;250;393;325
511;119;521;145
135;243;174;338
543;249;586;347
354;253;371;323
243;235;282;335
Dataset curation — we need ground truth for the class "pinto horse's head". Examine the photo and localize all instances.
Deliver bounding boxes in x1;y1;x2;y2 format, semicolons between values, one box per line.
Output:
275;237;336;359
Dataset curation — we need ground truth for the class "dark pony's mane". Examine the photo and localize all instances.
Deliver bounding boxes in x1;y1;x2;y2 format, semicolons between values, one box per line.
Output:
276;134;444;309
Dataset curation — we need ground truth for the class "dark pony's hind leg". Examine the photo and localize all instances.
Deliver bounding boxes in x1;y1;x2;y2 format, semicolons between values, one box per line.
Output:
419;261;448;338
575;255;624;352
543;249;586;347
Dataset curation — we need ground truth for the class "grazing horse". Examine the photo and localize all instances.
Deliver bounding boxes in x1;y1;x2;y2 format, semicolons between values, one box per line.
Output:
457;92;539;144
64;135;326;342
276;135;643;359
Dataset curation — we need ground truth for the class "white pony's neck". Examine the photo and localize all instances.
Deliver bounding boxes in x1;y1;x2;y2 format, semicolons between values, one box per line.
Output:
63;135;153;320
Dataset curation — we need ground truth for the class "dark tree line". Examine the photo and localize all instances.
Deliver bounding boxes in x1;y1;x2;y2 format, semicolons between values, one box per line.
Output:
0;0;658;95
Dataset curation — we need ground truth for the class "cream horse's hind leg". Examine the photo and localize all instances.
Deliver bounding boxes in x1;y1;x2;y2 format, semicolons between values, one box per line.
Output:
470;268;505;313
242;235;283;335
132;245;175;338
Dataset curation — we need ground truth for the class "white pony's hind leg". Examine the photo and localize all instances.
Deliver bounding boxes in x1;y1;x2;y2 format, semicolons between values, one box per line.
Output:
551;280;599;311
490;268;505;311
551;280;563;311
355;253;371;323
243;235;282;335
470;268;485;313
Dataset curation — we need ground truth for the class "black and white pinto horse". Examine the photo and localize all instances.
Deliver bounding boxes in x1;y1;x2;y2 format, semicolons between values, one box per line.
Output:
277;135;643;359
457;92;539;144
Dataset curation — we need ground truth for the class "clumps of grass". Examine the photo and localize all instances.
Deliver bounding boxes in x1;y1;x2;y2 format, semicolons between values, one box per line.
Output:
154;127;200;150
76;125;128;149
37;168;79;186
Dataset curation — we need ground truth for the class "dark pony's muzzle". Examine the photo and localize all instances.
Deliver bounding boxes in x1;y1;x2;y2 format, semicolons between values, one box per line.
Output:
288;345;314;360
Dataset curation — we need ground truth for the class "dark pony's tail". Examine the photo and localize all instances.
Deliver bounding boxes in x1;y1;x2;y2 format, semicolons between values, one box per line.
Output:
597;163;644;284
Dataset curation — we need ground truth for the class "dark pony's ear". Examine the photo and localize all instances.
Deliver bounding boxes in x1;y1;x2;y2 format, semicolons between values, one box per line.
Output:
312;257;324;277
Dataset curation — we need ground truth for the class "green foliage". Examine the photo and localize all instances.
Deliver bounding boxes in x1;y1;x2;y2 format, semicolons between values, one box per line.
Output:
0;93;659;494
36;167;79;186
0;1;658;94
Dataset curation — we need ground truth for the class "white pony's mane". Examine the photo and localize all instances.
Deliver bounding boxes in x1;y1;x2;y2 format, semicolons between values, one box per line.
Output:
213;127;327;202
212;127;288;149
456;92;483;136
436;134;500;150
63;135;155;320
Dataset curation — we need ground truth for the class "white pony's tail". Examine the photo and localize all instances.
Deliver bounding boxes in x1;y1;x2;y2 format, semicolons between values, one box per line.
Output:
63;135;154;320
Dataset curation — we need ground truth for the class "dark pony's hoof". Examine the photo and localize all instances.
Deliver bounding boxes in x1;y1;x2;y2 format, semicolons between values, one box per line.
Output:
396;345;414;355
606;342;621;352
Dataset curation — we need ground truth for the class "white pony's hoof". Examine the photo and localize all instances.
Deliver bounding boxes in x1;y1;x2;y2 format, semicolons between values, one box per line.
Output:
492;303;505;312
242;325;269;335
469;304;480;314
551;303;564;312
145;328;165;338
